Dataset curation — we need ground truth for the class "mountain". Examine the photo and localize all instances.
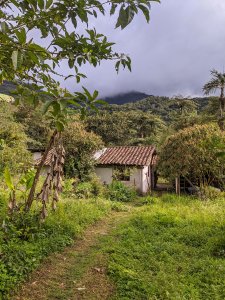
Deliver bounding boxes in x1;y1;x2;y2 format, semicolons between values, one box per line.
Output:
103;91;150;105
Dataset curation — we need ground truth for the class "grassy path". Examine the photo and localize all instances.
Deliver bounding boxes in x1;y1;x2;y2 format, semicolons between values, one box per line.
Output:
13;209;131;300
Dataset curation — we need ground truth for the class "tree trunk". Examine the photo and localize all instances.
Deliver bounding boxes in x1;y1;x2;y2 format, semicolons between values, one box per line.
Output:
219;87;225;131
25;130;58;211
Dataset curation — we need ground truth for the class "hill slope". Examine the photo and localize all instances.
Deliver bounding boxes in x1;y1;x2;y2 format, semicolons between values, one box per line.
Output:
103;91;150;105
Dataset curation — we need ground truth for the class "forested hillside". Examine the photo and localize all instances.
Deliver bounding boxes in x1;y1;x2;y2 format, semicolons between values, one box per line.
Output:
85;94;220;146
103;91;150;104
104;93;213;117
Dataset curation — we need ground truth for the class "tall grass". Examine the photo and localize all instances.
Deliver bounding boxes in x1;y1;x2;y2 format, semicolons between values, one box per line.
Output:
0;196;112;299
106;194;225;300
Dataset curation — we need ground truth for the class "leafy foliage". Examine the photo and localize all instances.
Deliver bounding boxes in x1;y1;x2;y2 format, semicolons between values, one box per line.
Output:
14;104;51;150
86;110;165;146
0;102;31;174
159;124;225;188
107;181;136;202
0;0;159;119
62;121;103;180
203;69;225;130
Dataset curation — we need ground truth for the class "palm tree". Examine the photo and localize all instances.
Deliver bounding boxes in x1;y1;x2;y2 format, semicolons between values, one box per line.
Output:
203;69;225;131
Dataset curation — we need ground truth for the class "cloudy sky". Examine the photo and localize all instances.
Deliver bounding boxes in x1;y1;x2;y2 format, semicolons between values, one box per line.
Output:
63;0;225;98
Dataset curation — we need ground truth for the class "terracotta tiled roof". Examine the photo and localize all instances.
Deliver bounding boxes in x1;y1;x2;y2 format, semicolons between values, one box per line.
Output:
96;146;156;166
35;149;56;166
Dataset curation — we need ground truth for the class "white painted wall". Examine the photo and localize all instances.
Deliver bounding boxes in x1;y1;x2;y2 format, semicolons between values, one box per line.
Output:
33;151;43;160
123;167;142;192
95;166;151;194
95;167;113;184
32;152;50;176
142;166;150;194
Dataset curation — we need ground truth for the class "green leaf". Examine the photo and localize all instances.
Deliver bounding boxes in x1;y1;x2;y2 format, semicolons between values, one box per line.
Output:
93;90;99;99
138;4;150;23
11;50;18;70
55;121;64;132
110;3;117;15
126;6;135;26
0;21;7;33
82;87;92;101
52;101;61;115
94;99;107;105
16;28;26;44
38;0;45;9
4;167;14;191
116;6;128;29
46;0;53;9
42;100;54;114
115;61;120;73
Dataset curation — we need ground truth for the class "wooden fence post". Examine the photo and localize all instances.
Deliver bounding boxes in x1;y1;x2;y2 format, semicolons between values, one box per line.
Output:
175;177;180;196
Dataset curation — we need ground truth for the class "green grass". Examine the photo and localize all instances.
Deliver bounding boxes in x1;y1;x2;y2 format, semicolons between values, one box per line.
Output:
0;196;112;299
105;194;225;300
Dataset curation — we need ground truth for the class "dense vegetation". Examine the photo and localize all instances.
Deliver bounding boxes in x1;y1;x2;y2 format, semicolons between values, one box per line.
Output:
0;191;113;298
0;0;224;299
0;89;224;299
106;195;225;300
159;124;225;189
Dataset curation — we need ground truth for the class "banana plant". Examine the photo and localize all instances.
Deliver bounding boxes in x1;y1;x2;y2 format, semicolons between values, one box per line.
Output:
4;167;36;212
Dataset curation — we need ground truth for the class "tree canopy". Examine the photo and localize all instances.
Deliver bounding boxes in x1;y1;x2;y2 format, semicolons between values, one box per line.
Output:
159;124;225;188
0;102;31;174
63;121;103;180
203;69;225;130
86;110;165;146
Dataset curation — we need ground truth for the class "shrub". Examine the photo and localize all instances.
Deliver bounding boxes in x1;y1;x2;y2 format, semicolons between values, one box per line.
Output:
159;124;225;189
199;185;222;200
74;182;93;199
107;181;136;202
89;175;105;197
62;121;103;180
72;176;105;199
62;178;77;197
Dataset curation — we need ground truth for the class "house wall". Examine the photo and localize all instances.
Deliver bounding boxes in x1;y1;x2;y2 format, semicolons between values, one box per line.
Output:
142;166;150;194
32;152;50;176
122;168;142;192
95;166;147;193
32;152;43;160
95;167;113;184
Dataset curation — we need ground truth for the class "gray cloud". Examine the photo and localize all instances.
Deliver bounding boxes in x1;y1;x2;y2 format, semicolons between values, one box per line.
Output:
62;0;225;97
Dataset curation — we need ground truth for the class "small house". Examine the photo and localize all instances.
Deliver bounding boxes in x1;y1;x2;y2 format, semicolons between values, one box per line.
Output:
33;149;54;175
94;146;157;194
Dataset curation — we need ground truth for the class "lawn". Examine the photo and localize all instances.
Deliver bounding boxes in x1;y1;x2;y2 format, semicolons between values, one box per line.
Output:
105;194;225;300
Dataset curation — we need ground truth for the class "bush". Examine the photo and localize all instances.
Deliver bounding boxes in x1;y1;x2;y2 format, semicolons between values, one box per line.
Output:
89;175;106;197
74;182;93;199
62;178;77;197
159;124;225;189
72;176;105;199
107;181;136;202
199;185;222;200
